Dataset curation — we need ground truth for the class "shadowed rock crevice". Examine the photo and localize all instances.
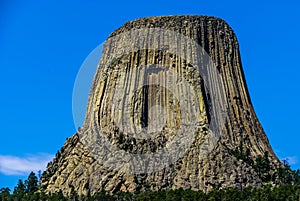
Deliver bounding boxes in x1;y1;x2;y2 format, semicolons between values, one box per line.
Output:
40;16;280;196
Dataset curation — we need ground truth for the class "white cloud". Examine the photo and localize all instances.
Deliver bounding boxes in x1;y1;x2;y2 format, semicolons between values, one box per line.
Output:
279;156;298;165
0;153;54;176
285;156;298;165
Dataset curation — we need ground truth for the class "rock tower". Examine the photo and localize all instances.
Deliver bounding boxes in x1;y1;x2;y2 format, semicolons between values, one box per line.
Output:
41;16;280;195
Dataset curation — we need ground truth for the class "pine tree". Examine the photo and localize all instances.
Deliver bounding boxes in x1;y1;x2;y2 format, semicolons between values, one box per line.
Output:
25;171;38;193
13;179;25;196
0;187;11;200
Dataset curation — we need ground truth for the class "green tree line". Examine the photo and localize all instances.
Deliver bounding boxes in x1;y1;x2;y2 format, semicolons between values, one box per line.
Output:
1;161;300;201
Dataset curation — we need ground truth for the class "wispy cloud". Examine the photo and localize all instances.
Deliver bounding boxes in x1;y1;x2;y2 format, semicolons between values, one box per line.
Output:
275;149;298;166
285;156;298;165
279;156;298;165
0;153;54;176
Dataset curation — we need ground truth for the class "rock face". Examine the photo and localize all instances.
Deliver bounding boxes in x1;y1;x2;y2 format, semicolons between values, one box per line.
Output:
41;16;280;195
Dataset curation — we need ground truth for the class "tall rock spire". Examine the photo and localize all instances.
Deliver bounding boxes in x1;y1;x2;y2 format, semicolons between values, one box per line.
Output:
41;16;280;195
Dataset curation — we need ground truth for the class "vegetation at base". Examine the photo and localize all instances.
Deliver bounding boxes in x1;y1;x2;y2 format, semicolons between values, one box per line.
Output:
228;142;300;185
1;184;300;201
1;162;300;201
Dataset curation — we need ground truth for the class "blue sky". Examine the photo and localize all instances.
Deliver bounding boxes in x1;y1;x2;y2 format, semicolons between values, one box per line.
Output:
0;0;299;191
